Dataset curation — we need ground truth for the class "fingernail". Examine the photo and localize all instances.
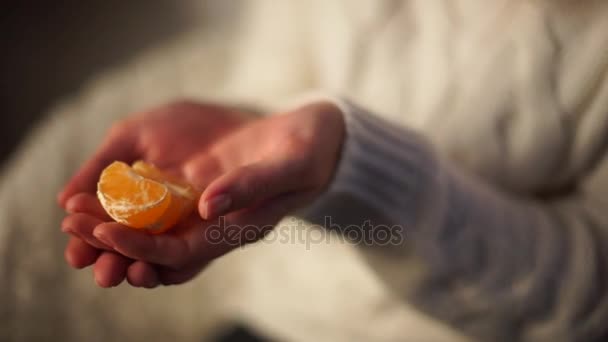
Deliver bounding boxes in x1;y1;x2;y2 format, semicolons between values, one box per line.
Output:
93;229;114;249
204;194;231;219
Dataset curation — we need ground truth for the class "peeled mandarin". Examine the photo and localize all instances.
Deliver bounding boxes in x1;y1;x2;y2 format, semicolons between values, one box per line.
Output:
97;161;199;234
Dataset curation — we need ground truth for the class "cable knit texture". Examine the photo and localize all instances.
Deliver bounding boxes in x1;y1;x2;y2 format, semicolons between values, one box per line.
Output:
315;97;608;341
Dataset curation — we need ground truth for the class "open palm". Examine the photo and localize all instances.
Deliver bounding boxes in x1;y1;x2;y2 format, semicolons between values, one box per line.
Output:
60;99;344;288
59;101;253;287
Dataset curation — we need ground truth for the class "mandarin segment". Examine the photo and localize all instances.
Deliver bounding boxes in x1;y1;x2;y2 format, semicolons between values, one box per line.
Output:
97;161;199;234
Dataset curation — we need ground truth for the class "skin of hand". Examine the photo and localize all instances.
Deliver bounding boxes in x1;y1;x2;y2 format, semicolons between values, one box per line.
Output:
59;100;345;288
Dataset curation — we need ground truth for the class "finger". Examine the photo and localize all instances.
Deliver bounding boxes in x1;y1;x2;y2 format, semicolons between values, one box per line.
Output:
93;222;193;268
231;192;316;243
182;153;223;190
199;159;309;220
58;125;136;208
65;193;111;220
127;261;160;288
158;264;207;286
192;193;314;261
61;213;114;251
93;252;131;288
193;192;314;259
64;237;100;269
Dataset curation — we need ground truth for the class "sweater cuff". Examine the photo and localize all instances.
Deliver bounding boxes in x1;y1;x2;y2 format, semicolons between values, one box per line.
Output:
283;94;442;228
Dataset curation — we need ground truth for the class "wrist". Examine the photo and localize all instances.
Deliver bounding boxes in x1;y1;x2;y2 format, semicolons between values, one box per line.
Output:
301;101;346;190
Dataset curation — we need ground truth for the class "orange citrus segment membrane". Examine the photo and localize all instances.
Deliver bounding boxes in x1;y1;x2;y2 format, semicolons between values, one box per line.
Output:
97;161;199;234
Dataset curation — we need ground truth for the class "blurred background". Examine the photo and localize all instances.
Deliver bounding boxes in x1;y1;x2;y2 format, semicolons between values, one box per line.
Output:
0;0;232;165
0;2;272;340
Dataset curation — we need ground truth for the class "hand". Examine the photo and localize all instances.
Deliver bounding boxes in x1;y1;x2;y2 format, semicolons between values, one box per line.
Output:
59;100;250;206
61;100;345;288
60;100;252;287
197;101;345;221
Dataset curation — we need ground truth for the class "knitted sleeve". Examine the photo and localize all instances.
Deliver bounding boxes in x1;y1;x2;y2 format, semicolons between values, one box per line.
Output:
303;97;608;342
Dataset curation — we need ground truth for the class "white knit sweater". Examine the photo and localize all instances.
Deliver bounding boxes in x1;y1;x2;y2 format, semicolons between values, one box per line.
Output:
1;1;608;341
231;1;608;341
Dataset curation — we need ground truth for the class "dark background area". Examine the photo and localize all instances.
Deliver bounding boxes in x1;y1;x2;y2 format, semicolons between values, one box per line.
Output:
0;1;196;164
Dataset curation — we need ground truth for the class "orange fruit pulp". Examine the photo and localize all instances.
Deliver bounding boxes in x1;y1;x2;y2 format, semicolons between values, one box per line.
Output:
97;161;199;234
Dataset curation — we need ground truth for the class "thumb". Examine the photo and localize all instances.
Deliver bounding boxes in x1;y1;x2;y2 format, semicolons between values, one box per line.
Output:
199;158;311;219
